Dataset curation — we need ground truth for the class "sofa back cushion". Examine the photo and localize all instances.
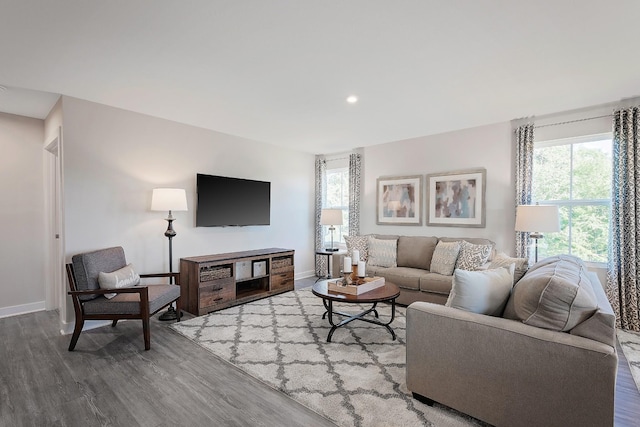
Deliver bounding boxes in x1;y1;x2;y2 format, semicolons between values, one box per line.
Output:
503;255;598;332
397;236;438;270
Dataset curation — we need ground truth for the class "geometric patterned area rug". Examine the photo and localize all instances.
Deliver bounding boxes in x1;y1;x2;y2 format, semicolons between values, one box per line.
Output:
170;288;487;427
618;328;640;392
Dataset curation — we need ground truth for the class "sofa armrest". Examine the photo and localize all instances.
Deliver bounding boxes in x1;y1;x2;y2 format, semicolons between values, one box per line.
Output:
406;302;617;427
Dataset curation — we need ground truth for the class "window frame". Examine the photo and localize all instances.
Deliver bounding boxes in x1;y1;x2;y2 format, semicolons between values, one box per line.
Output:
532;132;612;266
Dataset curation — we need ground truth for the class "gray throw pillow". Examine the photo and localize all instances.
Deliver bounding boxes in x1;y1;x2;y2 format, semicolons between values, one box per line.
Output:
455;240;493;271
344;235;369;261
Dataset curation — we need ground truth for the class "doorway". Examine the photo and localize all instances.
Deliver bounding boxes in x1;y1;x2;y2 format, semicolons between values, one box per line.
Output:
44;127;64;321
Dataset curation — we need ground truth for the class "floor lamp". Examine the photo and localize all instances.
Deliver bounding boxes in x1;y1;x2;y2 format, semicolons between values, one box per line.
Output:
151;188;188;321
515;204;560;263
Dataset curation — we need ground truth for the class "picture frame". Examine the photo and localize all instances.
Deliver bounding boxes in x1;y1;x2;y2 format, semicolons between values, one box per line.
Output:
426;168;486;228
376;175;422;225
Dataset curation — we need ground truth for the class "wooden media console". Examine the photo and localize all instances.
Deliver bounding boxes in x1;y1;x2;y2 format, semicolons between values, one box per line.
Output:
179;248;295;316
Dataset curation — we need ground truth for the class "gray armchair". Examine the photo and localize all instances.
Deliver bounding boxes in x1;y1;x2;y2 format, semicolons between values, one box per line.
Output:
66;246;181;351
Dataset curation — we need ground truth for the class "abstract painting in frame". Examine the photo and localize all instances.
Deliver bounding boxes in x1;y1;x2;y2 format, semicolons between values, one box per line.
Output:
376;175;422;225
426;168;486;227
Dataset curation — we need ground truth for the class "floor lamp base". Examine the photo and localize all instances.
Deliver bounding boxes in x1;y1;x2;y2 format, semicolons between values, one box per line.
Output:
159;305;183;321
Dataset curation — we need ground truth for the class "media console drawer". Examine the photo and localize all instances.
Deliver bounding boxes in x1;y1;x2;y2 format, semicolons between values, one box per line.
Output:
199;279;235;309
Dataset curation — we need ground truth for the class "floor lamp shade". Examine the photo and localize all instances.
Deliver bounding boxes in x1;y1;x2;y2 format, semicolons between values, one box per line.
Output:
515;205;560;234
515;204;560;262
151;188;188;212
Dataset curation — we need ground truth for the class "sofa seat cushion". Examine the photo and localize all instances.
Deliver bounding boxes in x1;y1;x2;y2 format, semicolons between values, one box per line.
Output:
373;267;425;290
397;236;438;270
505;255;598;332
419;272;454;295
83;284;180;315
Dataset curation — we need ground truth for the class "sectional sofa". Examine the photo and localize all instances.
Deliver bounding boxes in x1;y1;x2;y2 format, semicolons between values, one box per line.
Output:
406;254;618;426
338;234;521;306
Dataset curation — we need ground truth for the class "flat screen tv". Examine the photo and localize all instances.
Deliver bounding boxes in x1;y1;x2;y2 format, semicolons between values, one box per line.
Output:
196;173;271;227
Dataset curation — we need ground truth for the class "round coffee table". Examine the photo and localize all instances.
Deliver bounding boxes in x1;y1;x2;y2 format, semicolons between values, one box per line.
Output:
312;280;401;342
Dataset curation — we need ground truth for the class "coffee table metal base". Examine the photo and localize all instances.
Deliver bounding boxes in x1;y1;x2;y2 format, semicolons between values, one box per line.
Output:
320;298;397;342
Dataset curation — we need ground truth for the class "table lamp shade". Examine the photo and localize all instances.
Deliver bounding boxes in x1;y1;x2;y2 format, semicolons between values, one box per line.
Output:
320;209;343;226
515;205;560;232
151;188;188;212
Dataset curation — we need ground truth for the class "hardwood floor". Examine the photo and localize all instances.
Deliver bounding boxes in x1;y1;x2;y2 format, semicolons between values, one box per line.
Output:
1;276;638;427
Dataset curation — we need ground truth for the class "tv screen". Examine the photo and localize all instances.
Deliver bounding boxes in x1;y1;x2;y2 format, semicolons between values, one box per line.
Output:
196;173;271;227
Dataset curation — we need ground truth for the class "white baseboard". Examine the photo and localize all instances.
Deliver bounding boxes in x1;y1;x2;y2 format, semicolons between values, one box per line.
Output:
60;319;111;335
0;301;46;319
295;270;316;280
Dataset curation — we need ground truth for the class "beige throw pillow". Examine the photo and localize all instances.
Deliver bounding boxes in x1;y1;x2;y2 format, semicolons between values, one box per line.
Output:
445;264;515;316
430;241;461;275
367;236;398;268
98;263;141;299
489;252;529;283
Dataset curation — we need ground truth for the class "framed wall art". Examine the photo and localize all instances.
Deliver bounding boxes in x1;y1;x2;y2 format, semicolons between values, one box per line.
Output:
376;175;422;225
426;168;486;228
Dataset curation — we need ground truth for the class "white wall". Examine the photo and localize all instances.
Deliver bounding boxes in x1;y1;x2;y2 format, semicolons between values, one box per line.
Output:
0;112;46;317
59;96;315;324
361;122;516;254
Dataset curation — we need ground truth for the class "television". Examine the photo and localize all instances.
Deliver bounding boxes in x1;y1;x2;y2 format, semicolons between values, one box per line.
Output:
196;173;271;227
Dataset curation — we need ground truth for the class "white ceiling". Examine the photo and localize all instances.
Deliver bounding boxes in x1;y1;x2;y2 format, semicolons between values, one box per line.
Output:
1;1;639;154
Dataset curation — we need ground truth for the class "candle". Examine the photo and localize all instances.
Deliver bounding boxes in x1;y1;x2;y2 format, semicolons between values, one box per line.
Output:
352;250;360;264
358;261;366;277
343;257;352;273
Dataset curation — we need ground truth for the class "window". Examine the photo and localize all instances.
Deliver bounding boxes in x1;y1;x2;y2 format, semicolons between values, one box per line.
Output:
532;134;612;263
324;166;349;246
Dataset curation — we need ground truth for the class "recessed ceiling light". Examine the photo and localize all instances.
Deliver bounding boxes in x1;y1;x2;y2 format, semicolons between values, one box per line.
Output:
346;95;358;104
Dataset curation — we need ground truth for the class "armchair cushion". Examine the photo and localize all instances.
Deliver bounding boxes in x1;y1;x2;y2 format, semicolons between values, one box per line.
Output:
98;263;141;299
83;284;180;315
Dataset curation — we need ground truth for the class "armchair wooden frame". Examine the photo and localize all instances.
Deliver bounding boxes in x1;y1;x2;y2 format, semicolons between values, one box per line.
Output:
66;264;181;351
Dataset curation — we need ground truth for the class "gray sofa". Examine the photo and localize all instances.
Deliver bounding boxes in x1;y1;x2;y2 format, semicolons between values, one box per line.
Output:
406;255;618;427
337;234;497;306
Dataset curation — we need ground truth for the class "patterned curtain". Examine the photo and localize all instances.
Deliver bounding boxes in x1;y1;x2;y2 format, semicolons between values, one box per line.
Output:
607;106;640;331
348;153;362;236
515;124;535;259
314;156;327;276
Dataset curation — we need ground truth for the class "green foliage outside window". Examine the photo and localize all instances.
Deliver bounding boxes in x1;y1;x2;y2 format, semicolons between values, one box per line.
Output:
532;139;611;263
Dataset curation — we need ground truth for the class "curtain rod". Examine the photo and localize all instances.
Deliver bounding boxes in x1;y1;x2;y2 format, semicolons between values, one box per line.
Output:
534;114;612;129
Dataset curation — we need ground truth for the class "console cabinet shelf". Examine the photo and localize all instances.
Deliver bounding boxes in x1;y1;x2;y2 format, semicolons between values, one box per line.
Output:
179;248;295;316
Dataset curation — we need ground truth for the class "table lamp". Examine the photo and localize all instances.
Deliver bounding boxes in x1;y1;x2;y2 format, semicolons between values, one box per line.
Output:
320;209;343;252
